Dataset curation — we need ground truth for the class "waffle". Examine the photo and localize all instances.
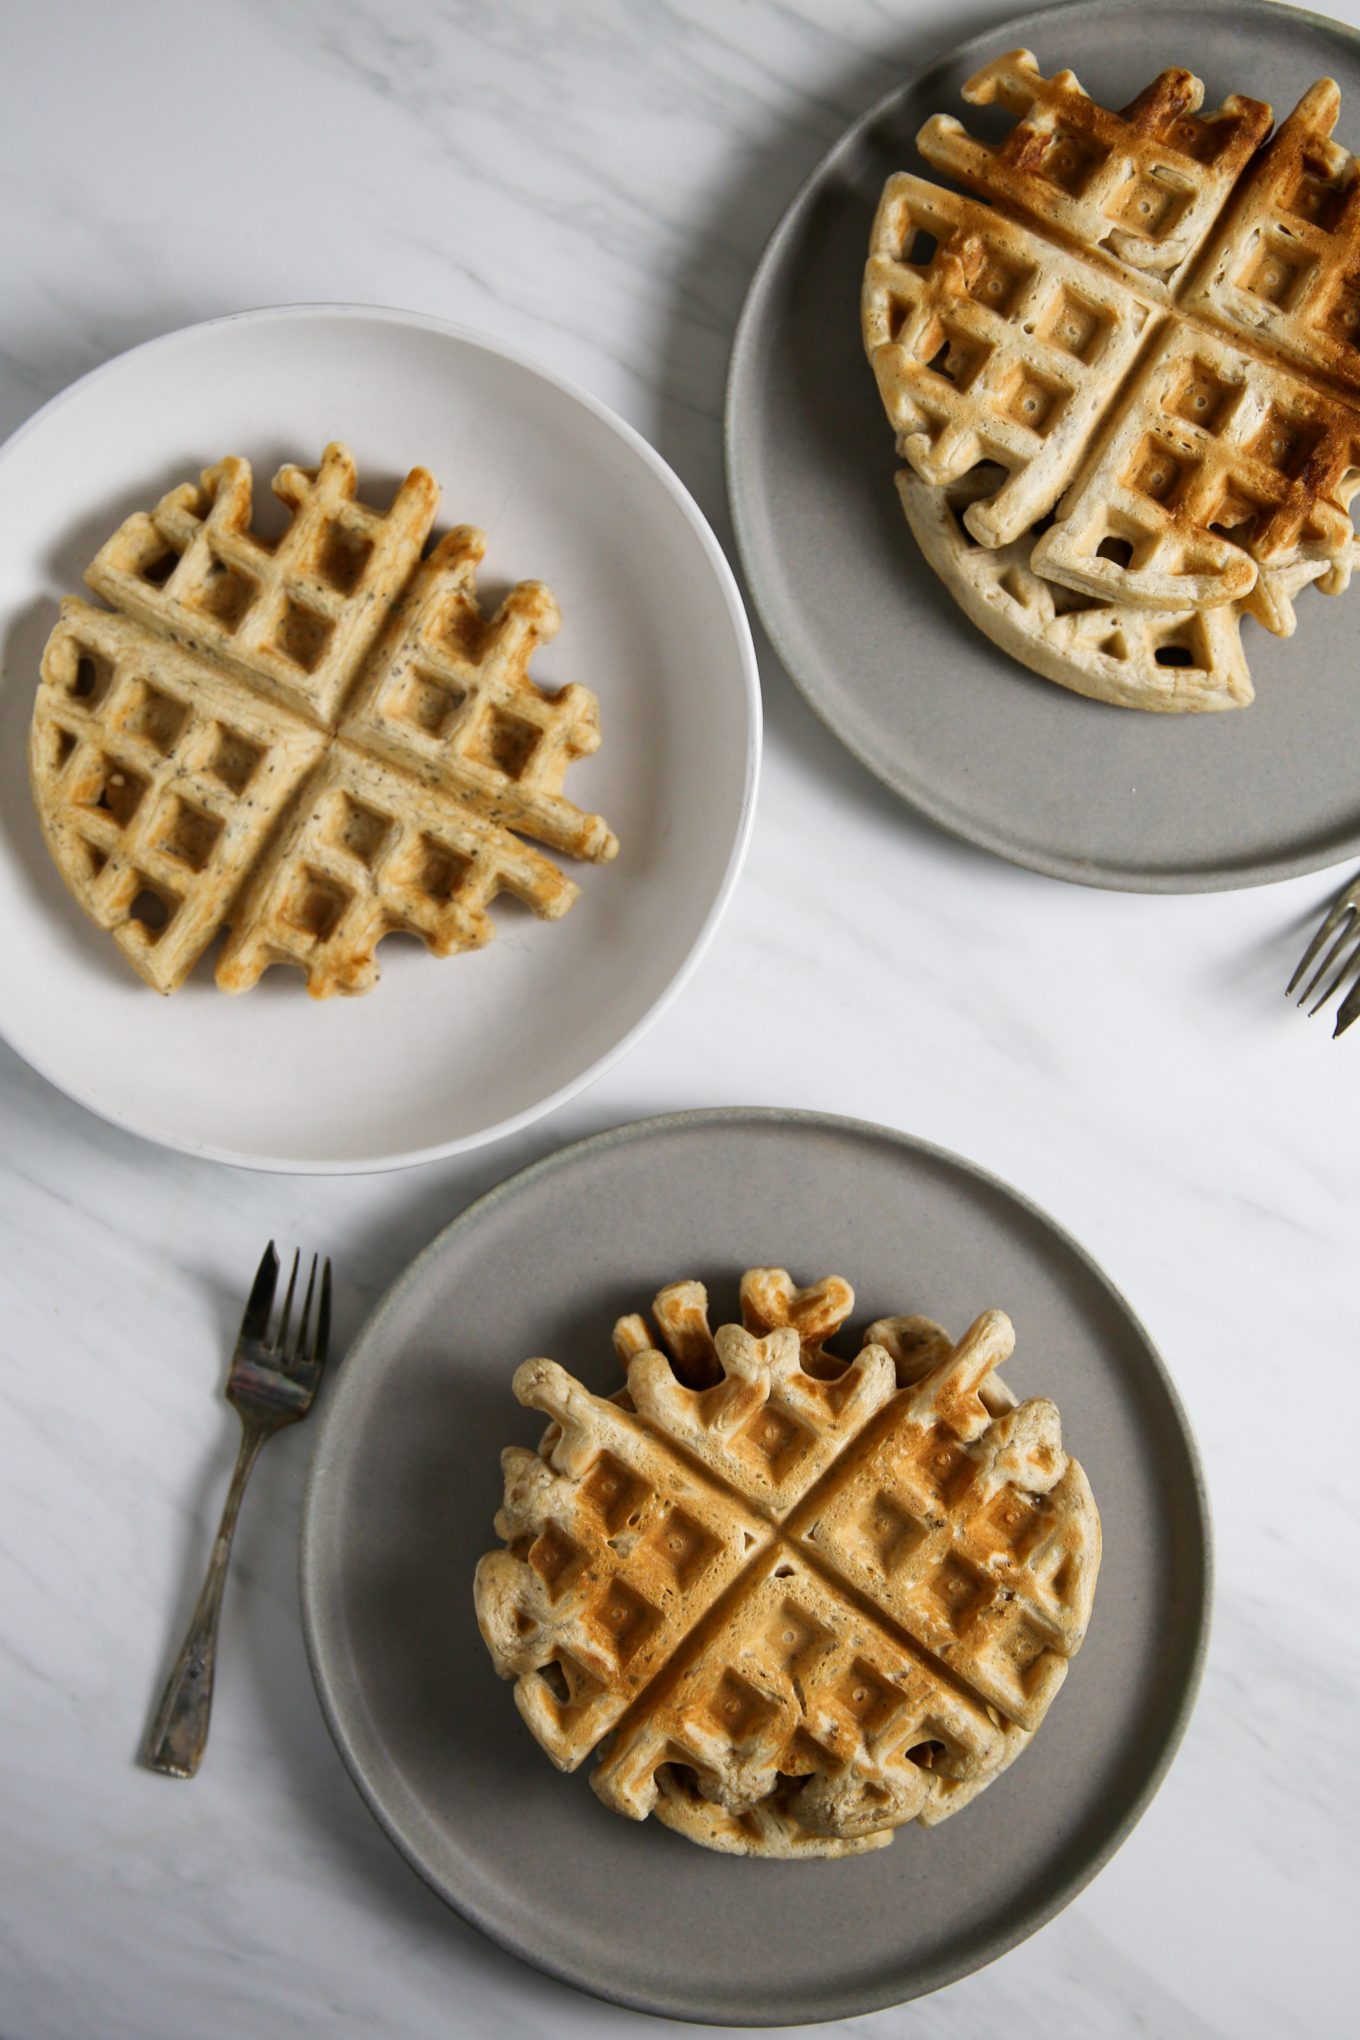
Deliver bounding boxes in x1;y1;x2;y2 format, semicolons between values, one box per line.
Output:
863;176;1151;548
30;604;326;990
917;51;1271;293
84;445;439;728
902;466;1347;713
29;443;618;995
1183;80;1360;395
1030;321;1360;610
865;57;1360;711
474;1269;1100;1859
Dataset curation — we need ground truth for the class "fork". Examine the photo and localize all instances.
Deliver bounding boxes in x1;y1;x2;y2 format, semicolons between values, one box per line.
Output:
1286;871;1360;1038
145;1243;332;1778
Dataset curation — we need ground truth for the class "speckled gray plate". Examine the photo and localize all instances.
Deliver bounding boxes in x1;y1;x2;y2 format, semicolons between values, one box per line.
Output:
727;0;1360;891
300;1109;1210;2025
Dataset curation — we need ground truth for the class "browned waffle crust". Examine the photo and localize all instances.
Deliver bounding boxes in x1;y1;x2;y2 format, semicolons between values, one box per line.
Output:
29;443;618;994
474;1269;1100;1858
864;53;1360;710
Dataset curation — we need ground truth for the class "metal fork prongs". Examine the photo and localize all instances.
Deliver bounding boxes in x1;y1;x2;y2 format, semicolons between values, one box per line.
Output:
1287;875;1360;1038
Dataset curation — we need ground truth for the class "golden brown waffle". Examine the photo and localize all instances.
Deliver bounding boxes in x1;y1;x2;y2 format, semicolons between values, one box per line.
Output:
474;1357;770;1769
863;177;1151;547
899;466;1344;712
474;1270;1100;1859
917;52;1271;292
30;603;326;991
1031;321;1360;610
29;444;618;995
1184;80;1360;395
339;527;616;864
865;57;1360;711
85;444;439;728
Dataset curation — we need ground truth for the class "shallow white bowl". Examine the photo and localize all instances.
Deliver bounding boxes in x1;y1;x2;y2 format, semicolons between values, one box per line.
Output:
0;306;760;1171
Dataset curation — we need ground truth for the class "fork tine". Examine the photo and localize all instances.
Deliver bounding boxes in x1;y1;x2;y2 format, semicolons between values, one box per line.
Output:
1306;928;1360;1016
314;1257;333;1369
1335;969;1360;1038
290;1254;318;1366
273;1248;300;1356
1308;930;1360;1015
240;1242;280;1344
1287;898;1357;997
1295;912;1358;1007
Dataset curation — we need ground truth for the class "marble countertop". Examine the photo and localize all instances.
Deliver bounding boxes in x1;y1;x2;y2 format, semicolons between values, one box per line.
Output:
1;2;1355;2035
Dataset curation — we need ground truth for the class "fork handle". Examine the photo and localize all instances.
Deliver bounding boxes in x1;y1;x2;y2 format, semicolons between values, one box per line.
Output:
144;1417;270;1778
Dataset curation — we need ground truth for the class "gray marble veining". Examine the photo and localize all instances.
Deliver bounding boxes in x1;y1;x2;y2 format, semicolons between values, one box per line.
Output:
0;2;1356;2035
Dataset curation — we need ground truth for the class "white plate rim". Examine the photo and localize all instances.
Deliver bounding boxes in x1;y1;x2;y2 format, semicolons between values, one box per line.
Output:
0;303;762;1173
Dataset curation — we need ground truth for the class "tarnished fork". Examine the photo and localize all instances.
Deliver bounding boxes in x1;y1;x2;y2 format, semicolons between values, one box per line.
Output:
1287;871;1360;1038
145;1243;331;1777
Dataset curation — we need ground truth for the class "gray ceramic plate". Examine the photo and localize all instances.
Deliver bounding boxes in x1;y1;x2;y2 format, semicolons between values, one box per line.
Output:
300;1109;1210;2025
727;0;1360;892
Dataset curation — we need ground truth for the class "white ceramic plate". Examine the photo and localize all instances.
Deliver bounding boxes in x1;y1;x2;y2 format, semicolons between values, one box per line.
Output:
0;306;760;1171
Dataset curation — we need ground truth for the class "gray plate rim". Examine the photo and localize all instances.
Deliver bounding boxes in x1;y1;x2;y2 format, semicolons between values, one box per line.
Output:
725;0;1360;894
299;1106;1213;2025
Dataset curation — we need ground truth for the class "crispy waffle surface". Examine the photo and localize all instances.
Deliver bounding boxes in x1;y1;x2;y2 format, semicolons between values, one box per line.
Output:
28;443;618;995
474;1270;1101;1859
863;52;1360;711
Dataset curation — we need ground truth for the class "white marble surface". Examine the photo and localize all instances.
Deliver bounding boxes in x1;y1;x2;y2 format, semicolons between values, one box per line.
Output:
1;1;1357;2034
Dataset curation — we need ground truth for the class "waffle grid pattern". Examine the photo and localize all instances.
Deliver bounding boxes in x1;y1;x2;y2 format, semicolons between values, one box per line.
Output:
30;444;617;994
1184;79;1360;394
864;55;1360;706
896;465;1337;712
917;49;1272;292
474;1273;1100;1859
863;179;1152;548
85;444;440;727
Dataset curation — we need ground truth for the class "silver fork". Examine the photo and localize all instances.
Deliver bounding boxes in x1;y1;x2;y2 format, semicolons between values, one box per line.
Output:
1287;871;1360;1038
145;1243;332;1778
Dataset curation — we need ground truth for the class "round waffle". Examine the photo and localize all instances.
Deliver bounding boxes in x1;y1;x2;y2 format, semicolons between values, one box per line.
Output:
28;442;618;995
474;1268;1101;1859
863;51;1360;711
